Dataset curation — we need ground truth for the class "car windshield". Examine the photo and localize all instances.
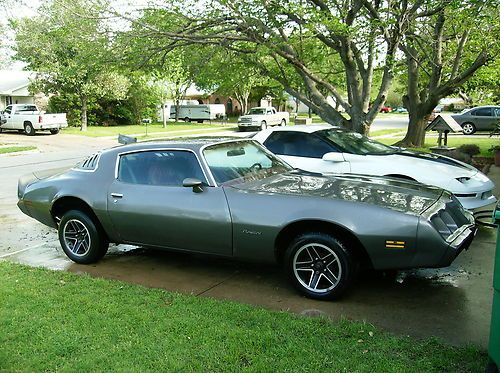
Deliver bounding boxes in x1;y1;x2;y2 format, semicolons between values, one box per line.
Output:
317;129;396;155
246;108;266;115
203;140;292;185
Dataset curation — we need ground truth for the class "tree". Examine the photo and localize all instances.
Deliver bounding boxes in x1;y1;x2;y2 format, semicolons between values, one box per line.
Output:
112;1;447;135
13;0;130;131
398;1;499;147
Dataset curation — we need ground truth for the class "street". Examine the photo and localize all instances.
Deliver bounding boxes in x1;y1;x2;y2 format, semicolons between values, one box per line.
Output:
0;125;497;349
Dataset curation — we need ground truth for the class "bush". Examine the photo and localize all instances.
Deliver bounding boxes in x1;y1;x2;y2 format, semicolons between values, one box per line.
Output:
457;144;480;157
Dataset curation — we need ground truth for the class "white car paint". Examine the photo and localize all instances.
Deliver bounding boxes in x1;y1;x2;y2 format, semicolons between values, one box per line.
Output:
238;107;289;130
253;125;496;210
1;104;67;135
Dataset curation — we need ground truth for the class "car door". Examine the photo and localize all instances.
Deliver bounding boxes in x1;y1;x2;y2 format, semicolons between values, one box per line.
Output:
3;106;13;129
106;149;232;256
471;107;493;130
263;131;351;173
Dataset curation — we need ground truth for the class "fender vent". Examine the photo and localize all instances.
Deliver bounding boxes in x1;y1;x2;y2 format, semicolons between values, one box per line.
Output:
76;152;101;171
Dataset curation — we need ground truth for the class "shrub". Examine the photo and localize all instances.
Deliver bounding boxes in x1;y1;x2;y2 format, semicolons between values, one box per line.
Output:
457;144;480;157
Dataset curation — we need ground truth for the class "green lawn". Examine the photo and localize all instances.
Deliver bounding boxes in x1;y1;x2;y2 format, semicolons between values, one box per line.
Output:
369;128;406;137
378;136;498;157
62;122;237;137
0;146;36;154
0;261;486;372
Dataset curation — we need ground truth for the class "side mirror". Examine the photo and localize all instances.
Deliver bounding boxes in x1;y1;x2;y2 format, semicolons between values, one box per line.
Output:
183;178;204;193
322;152;345;162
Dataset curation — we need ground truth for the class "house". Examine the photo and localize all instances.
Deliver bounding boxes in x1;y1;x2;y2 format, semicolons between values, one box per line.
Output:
0;70;37;111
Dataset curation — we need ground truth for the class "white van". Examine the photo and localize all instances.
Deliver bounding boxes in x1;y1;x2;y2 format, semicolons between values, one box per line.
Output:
170;104;226;123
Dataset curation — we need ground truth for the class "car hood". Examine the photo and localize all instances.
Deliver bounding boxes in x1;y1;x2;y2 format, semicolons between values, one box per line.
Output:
230;171;443;215
395;150;477;176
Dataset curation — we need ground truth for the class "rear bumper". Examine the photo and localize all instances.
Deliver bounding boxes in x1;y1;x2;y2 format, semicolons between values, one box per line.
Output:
34;123;68;130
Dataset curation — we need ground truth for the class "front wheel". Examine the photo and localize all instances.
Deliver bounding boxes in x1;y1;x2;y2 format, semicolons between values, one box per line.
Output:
462;122;476;135
184;117;191;123
24;122;35;136
58;210;109;264
260;120;267;130
280;119;286;126
50;129;60;135
285;232;356;300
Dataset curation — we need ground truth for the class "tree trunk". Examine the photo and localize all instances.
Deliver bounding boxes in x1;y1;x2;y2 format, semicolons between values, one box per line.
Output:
175;99;180;122
80;95;88;131
398;111;429;147
162;104;167;128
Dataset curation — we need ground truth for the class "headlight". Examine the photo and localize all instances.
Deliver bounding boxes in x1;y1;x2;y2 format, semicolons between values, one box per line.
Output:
456;177;470;183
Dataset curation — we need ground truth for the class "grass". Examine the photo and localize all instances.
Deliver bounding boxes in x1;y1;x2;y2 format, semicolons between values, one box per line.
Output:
378;136;498;157
62;121;237;137
0;261;486;372
369;128;405;137
0;146;36;154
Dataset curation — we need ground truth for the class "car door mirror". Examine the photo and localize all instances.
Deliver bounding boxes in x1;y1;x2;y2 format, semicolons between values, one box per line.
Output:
183;178;204;193
322;152;345;162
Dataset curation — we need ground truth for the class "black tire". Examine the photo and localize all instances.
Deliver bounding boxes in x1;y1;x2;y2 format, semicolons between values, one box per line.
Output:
285;232;356;300
461;122;476;135
58;210;109;264
486;360;499;373
184;117;191;122
280;119;286;126
260;120;267;130
238;127;247;132
24;122;35;136
50;129;60;135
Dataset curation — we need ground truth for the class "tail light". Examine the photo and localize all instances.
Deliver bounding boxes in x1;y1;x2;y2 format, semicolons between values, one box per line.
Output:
38;115;43;123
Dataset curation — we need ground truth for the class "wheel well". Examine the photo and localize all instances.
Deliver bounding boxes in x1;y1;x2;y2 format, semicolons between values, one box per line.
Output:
274;220;373;269
51;197;106;236
23;121;32;126
384;174;416;181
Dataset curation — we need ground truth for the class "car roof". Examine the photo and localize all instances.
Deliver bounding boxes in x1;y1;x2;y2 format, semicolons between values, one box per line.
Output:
264;124;341;134
102;136;246;155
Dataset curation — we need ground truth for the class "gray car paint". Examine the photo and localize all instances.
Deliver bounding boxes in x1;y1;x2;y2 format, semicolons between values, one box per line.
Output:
18;138;475;271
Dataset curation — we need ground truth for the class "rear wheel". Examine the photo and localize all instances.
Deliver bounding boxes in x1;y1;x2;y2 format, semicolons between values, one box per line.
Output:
184;117;191;122
58;210;108;264
24;122;35;136
462;122;476;135
285;232;356;300
50;129;60;135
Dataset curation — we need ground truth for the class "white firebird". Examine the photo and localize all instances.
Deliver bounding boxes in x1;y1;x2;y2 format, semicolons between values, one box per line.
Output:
253;125;496;210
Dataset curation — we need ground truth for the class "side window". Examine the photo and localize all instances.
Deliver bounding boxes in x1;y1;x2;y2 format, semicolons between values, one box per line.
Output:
472;108;492;116
4;106;12;114
494;108;500;117
264;132;334;158
118;150;207;186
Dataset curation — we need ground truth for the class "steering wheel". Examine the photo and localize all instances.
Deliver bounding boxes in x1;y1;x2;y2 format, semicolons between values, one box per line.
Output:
250;163;262;171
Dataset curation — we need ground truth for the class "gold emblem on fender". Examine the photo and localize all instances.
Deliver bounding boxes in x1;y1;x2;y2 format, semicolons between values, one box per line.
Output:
385;240;405;249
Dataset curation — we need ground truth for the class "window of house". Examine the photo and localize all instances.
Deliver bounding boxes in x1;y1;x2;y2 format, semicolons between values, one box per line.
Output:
118;150;207;186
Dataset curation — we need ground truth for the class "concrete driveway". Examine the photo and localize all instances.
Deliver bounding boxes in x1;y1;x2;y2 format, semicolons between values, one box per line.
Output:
0;130;498;349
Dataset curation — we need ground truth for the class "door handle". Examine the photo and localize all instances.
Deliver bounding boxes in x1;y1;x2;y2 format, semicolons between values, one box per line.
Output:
111;193;123;198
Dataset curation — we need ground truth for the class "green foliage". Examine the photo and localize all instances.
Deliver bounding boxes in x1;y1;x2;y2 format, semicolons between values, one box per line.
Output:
12;0;130;129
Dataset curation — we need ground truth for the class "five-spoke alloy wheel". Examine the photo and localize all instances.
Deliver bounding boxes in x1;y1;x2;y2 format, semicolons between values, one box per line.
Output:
286;232;355;300
462;122;476;135
58;210;108;264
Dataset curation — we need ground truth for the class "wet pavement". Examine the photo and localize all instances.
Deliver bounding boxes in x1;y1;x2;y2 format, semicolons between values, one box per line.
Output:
0;131;498;349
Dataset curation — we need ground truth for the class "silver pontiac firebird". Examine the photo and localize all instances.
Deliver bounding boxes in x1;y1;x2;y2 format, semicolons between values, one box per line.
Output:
18;138;476;300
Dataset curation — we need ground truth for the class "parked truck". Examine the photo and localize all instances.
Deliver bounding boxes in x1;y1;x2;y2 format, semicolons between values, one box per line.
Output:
0;104;67;136
238;107;289;131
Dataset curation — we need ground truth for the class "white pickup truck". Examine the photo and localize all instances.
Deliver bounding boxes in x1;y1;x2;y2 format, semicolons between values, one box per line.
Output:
0;104;67;136
238;107;290;131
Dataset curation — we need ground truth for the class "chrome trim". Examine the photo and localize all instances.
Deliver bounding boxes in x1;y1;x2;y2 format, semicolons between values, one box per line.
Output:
114;148;214;186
